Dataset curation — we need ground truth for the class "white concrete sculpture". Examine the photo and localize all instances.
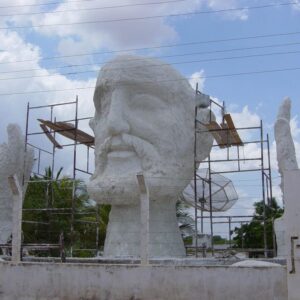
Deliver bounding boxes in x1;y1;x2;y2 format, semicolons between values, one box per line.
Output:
274;98;299;257
275;97;298;189
0;124;34;245
88;55;214;257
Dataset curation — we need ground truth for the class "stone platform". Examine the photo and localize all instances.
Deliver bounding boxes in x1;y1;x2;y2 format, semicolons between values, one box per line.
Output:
0;259;287;300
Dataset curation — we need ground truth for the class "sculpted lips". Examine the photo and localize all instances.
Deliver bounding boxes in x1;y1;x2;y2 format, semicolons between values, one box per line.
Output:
107;136;135;158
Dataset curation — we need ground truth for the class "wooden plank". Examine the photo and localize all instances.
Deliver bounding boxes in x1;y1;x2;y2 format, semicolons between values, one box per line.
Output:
223;114;243;146
38;119;94;146
205;121;228;148
40;124;63;149
219;123;234;146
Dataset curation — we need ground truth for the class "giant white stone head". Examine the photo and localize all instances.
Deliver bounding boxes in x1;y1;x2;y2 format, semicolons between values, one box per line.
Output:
88;55;213;204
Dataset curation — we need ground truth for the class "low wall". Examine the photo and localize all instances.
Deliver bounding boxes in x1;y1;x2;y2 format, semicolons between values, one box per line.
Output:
0;261;287;300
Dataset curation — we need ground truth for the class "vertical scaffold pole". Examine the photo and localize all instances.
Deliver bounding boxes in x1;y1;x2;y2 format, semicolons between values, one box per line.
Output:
208;156;214;256
228;217;232;248
71;96;79;257
194;85;198;257
267;134;273;203
260;120;268;258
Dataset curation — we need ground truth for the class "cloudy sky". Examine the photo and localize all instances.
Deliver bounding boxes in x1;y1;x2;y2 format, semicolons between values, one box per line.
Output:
0;0;300;237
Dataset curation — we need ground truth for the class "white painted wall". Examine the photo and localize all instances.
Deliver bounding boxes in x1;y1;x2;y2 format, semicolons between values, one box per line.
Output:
284;170;300;300
0;262;287;300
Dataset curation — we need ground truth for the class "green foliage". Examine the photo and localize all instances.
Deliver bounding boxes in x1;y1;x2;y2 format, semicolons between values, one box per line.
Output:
22;167;110;257
213;235;229;245
23;171;199;256
233;198;283;257
176;200;195;245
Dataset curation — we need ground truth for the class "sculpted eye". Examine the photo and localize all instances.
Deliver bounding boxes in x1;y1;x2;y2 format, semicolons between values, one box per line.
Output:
131;94;167;110
95;85;111;116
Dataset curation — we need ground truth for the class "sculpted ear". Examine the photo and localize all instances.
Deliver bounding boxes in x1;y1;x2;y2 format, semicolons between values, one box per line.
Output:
89;118;95;131
195;108;215;164
195;91;210;108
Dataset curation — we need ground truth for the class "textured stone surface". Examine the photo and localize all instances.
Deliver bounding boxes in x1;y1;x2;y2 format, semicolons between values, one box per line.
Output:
283;170;300;300
274;97;298;190
0;124;34;244
274;98;299;258
0;261;287;300
87;55;214;257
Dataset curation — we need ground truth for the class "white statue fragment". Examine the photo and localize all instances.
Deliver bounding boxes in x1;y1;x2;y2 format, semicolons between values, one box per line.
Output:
275;97;298;190
0;124;34;246
274;98;298;257
87;55;214;258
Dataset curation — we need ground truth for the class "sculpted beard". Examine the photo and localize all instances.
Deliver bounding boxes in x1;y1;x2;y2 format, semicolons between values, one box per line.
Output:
92;133;166;178
88;133;168;204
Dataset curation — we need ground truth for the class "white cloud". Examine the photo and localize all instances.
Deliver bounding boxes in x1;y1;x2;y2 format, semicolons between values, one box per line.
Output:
1;0;252;63
290;116;300;139
0;30;95;143
292;0;300;11
204;0;248;21
189;70;205;91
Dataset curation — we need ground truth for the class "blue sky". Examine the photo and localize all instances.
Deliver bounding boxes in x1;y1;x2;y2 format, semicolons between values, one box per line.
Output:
0;0;300;236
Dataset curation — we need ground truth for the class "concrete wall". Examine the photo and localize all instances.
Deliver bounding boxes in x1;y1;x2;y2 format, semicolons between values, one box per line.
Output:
284;170;300;300
0;261;287;300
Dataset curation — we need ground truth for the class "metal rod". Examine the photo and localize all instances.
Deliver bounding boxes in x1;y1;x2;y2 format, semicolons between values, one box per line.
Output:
260;120;268;258
210;168;271;175
23;102;30;188
37;149;41;174
87;146;90;173
228;217;232;248
196;125;262;132
70;96;79;257
272;217;277;257
267;134;273;202
96;204;99;257
26;143;53;155
210;98;224;109
74;168;93;175
196;157;262;163
194;104;198;257
208;153;214;256
23;208;72;211
200;179;204;233
211;140;268;147
237;146;241;171
197;215;260;219
29;100;77;109
55;116;93;123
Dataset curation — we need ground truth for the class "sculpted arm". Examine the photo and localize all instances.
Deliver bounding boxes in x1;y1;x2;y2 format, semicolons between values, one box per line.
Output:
0;124;34;244
274;98;298;191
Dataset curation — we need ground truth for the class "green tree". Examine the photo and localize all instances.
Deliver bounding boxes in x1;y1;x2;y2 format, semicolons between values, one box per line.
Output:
22;167;110;257
176;200;195;245
23;171;197;256
233;198;283;257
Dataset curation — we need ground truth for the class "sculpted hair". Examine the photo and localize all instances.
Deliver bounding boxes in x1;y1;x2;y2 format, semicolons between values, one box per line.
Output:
94;55;195;117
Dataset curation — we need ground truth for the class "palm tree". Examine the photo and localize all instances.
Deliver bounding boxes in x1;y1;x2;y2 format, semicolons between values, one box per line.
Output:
22;167;110;257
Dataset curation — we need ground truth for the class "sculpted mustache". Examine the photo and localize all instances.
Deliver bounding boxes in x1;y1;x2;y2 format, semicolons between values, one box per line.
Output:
98;133;160;171
100;134;154;157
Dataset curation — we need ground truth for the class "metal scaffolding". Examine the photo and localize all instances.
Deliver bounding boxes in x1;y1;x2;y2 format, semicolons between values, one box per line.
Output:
23;97;100;258
14;92;274;260
192;84;273;258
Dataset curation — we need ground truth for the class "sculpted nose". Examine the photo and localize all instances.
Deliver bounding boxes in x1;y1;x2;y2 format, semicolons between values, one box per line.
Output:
107;89;130;135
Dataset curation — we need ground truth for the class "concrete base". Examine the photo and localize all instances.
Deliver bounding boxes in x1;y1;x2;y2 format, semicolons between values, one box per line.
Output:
105;200;185;258
0;261;287;300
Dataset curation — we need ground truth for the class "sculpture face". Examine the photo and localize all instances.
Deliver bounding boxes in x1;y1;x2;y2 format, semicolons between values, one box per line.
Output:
88;55;211;204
